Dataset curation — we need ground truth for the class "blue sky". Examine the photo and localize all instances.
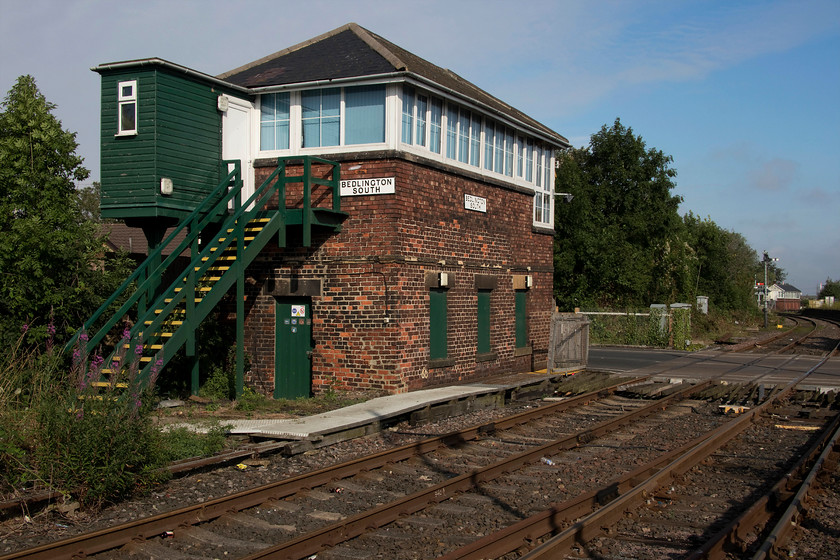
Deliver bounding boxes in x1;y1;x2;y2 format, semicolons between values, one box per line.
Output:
1;0;838;296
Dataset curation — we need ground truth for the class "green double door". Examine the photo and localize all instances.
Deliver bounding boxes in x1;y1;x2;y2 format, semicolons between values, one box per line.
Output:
274;298;313;399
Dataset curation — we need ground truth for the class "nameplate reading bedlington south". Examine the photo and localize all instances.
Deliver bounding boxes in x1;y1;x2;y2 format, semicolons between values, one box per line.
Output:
340;177;396;196
464;193;487;213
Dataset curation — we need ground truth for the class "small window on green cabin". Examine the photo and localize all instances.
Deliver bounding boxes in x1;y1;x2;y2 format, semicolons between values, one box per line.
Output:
117;80;137;136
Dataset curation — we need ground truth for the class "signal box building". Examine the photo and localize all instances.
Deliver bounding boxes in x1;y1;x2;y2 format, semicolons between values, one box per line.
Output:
90;23;569;398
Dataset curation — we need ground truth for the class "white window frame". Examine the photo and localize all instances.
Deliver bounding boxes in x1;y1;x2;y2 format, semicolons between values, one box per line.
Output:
257;85;389;157
116;80;137;137
533;147;555;227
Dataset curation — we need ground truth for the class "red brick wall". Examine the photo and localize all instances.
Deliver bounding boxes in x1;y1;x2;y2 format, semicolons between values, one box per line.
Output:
240;154;554;395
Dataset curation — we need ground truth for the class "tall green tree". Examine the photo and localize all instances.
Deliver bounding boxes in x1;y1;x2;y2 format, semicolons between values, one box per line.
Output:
682;213;762;311
554;119;684;309
818;278;840;299
0;75;128;345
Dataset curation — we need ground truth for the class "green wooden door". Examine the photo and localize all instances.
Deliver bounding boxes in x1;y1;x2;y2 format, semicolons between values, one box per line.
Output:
275;298;313;399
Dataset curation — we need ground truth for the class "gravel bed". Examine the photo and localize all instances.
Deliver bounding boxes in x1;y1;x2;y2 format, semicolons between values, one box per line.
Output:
783;449;840;559
0;399;540;555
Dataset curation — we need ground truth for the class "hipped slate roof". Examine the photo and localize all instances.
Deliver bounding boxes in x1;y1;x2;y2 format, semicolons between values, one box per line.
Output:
219;23;568;147
772;283;801;294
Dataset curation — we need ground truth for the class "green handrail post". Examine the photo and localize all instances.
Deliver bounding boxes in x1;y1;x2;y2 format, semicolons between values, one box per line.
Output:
187;226;199;395
302;156;313;247
277;157;287;248
331;158;341;212
234;168;245;399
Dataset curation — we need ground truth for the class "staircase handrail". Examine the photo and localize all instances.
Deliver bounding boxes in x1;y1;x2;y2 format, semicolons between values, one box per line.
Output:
133;162;290;348
65;160;244;354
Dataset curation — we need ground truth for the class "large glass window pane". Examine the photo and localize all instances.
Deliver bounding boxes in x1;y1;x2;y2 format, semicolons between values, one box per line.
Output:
415;95;428;147
346;85;385;145
430;98;442;153
545;149;552;189
504;130;514;176
516;136;524;177
525;139;534;182
260;92;290;151
401;86;414;144
446;105;458;160
536;148;544;188
483;121;495;171
322;115;340;146
458;110;470;164
494;127;504;174
301;88;340;148
470;114;481;167
544;194;551;223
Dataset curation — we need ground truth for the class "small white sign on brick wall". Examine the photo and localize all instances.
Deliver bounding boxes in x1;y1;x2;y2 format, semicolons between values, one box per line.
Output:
464;193;486;213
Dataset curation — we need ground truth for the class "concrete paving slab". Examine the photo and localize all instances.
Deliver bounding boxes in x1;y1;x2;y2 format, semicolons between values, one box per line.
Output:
224;383;518;438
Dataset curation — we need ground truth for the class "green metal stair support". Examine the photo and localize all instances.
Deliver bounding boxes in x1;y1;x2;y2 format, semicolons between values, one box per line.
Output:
67;156;346;397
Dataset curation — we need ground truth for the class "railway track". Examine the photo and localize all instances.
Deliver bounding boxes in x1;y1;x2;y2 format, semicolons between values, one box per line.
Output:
732;311;840;356
507;352;839;559
6;343;838;560
4;313;838;560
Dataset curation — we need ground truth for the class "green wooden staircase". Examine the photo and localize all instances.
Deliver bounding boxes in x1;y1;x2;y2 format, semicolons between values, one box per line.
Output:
66;156;346;396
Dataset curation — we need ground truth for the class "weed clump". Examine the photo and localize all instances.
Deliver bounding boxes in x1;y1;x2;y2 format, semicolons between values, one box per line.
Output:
1;325;170;508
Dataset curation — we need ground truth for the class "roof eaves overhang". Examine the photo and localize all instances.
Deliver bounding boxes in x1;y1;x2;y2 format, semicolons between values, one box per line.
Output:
245;71;407;93
91;58;253;97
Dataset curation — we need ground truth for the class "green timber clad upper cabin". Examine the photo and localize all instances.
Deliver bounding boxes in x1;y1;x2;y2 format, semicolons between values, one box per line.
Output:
94;59;251;225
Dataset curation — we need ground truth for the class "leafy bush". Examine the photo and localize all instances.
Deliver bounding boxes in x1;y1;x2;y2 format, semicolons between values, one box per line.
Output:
160;424;229;463
35;389;168;507
32;330;169;507
199;364;235;401
234;386;267;411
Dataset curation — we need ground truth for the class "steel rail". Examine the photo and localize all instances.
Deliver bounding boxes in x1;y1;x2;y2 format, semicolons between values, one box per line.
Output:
680;412;840;560
436;420;733;560
750;413;840;560
726;315;809;353
0;377;648;560
777;315;817;353
514;354;827;559
237;380;711;560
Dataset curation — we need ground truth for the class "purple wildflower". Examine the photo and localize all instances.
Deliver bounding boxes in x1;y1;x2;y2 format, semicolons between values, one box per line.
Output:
148;355;164;389
21;323;29;334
